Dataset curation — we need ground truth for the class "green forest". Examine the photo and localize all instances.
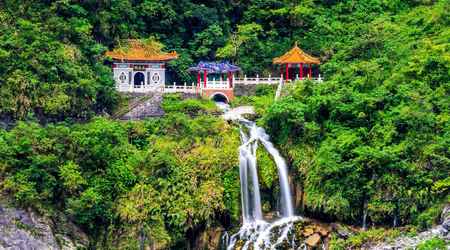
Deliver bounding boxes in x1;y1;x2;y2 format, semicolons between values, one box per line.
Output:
0;0;449;249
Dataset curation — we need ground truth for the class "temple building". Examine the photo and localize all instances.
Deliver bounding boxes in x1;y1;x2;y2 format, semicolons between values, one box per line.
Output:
273;42;320;81
106;39;178;92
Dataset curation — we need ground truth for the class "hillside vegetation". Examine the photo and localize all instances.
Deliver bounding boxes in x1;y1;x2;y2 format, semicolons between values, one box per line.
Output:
2;0;447;122
0;95;241;248
0;0;449;248
262;0;449;226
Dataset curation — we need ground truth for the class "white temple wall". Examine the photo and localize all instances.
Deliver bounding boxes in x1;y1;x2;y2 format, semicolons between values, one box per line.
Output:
113;62;166;92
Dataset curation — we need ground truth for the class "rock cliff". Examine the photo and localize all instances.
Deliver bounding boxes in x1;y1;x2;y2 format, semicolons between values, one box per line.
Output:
0;203;88;250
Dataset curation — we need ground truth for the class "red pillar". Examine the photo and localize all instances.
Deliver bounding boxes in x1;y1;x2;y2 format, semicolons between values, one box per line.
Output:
203;70;207;88
285;64;289;80
300;63;303;79
309;64;312;79
197;72;201;88
228;72;232;88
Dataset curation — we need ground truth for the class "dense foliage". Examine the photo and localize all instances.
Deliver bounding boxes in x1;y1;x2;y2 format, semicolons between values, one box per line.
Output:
0;0;449;248
2;0;448;122
0;95;241;248
0;3;118;121
263;1;449;226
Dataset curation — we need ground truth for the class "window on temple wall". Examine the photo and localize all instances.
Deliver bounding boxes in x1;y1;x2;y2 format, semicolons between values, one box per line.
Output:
119;72;127;83
151;72;160;84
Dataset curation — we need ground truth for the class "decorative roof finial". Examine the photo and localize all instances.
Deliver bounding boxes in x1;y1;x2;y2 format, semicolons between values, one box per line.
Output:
294;41;298;47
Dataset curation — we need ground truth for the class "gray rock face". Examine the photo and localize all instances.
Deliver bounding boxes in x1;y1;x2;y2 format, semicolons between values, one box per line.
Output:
442;204;450;232
0;204;88;250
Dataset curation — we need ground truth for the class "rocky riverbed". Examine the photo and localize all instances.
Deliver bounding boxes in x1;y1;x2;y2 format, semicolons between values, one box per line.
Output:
367;204;449;250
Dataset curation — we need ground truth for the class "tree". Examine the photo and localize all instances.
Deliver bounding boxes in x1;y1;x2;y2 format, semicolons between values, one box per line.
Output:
216;23;263;64
116;183;170;249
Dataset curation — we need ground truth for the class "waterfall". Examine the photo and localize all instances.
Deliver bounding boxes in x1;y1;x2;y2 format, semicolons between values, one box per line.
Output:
362;200;368;230
239;122;294;220
259;134;294;217
217;102;302;249
239;141;263;222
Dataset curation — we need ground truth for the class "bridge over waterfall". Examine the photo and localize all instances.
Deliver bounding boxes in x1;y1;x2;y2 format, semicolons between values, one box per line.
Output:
118;74;323;103
165;75;285;102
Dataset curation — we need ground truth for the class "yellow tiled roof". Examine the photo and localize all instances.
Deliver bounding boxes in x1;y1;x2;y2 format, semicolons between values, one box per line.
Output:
273;43;320;65
106;39;178;61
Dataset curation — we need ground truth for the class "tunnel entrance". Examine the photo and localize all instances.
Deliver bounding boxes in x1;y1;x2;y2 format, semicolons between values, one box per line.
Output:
211;93;229;103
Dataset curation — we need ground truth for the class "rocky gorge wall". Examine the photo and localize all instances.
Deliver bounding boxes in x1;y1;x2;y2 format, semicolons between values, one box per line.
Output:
0;201;88;250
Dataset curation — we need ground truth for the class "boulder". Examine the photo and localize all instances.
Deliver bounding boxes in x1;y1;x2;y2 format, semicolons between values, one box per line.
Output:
331;223;352;239
305;233;321;247
317;226;329;237
302;227;314;237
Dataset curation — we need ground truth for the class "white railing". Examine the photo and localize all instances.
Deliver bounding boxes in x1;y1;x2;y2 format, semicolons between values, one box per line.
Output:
234;74;323;84
205;79;230;89
234;75;282;85
116;74;324;93
197;77;231;89
117;84;164;93
291;74;324;82
164;82;198;94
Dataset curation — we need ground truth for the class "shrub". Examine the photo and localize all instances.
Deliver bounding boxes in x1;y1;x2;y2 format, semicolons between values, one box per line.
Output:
416;237;447;250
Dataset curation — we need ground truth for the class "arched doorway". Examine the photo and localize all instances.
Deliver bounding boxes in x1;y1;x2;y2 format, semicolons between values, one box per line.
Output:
133;72;145;88
211;93;229;103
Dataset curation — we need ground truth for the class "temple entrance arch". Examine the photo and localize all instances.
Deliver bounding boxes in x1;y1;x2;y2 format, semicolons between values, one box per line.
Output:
133;72;145;88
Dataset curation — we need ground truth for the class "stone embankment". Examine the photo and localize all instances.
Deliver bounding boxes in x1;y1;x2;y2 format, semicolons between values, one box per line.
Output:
233;83;258;96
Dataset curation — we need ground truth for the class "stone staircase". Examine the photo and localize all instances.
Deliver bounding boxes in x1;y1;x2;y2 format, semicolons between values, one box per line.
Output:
114;92;164;120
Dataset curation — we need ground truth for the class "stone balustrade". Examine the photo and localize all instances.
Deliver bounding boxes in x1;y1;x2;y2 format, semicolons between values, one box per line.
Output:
115;74;324;94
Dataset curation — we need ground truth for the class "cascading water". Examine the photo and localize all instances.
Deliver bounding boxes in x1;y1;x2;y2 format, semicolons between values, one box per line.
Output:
362;200;368;230
259;133;294;218
239;136;263;222
217;102;303;249
241;122;294;218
